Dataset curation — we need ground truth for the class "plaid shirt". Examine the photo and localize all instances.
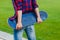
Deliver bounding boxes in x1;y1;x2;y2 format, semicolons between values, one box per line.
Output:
10;0;38;20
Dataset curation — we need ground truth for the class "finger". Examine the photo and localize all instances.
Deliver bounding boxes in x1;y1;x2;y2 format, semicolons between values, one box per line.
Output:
37;21;42;23
16;27;20;30
16;25;20;30
16;26;22;30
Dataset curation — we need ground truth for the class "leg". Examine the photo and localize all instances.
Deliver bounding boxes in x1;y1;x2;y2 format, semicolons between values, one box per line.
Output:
25;25;36;40
14;29;24;40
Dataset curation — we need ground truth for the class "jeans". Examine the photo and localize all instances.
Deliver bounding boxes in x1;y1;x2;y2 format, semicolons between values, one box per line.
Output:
14;25;36;40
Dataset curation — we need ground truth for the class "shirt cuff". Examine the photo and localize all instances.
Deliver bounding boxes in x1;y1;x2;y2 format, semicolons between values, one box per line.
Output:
33;5;38;9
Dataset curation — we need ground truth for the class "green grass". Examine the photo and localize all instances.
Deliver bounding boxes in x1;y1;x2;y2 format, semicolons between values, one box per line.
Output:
0;0;60;40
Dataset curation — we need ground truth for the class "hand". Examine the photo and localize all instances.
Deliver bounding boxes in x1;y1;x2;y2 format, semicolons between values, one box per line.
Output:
16;22;22;30
37;17;42;23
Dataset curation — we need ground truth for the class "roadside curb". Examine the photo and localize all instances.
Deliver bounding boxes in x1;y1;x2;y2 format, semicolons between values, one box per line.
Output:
0;31;27;40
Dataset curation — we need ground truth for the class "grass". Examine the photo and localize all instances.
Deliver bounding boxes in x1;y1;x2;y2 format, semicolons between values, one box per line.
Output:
0;0;60;40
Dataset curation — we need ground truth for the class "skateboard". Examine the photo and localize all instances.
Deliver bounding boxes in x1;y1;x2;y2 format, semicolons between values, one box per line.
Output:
8;11;48;29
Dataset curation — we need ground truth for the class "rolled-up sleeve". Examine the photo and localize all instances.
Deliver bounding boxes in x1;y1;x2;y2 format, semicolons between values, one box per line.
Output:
15;0;22;10
32;0;38;9
9;0;22;20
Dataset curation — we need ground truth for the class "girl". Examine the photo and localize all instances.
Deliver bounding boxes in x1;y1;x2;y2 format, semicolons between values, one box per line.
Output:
10;0;42;40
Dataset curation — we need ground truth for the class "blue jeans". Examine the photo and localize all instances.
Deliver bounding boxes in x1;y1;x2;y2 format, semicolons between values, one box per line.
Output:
14;25;36;40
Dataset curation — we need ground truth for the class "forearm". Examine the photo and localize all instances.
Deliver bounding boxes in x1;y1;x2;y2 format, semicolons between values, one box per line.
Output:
35;8;40;18
35;7;42;23
17;10;22;23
